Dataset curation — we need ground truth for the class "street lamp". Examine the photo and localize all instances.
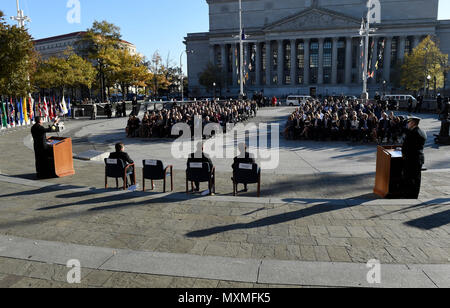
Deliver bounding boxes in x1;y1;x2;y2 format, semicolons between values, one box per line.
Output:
180;50;194;102
383;80;387;95
213;82;216;100
427;75;431;96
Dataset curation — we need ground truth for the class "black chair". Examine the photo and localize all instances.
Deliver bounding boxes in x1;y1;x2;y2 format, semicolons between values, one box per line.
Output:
142;159;173;193
104;158;135;190
186;162;215;195
232;163;261;197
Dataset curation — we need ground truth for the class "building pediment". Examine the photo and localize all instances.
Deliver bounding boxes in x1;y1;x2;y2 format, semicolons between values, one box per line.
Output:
264;7;360;33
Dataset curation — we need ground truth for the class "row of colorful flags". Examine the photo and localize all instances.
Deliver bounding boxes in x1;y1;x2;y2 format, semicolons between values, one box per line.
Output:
0;96;71;129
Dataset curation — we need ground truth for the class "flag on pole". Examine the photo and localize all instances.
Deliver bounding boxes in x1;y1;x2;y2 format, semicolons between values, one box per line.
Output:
29;95;35;122
49;98;54;120
38;96;42;117
23;97;29;124
19;98;24;125
61;96;69;115
1;102;7;128
67;97;72;117
8;98;14;127
43;97;48;121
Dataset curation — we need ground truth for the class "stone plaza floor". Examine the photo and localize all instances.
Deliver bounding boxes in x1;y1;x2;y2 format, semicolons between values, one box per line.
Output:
0;107;449;288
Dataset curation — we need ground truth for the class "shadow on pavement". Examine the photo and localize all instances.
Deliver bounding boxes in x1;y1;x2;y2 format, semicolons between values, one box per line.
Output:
185;195;370;238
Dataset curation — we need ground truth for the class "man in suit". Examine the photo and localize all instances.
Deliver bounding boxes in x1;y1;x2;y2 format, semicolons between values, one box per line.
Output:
187;142;214;192
402;116;427;199
232;143;256;192
109;143;135;186
31;116;60;179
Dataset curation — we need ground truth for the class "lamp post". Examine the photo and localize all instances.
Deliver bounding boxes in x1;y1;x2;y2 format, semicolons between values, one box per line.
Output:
427;75;431;96
11;0;31;28
213;82;216;100
180;50;194;102
383;80;386;95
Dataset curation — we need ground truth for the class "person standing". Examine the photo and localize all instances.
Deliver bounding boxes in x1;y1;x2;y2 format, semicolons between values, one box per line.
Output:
91;102;97;120
31;116;60;179
401;116;427;199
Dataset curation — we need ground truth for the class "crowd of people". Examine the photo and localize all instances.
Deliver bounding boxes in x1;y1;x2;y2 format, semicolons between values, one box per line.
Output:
284;97;410;144
126;100;258;138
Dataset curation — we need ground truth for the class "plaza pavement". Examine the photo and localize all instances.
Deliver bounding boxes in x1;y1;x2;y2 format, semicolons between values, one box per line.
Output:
0;107;449;288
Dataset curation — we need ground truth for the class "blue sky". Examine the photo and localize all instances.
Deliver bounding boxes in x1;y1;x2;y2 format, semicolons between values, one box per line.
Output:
2;0;450;71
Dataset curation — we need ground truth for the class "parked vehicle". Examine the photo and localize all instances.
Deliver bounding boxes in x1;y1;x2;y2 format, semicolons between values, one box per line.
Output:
286;95;312;106
382;94;417;110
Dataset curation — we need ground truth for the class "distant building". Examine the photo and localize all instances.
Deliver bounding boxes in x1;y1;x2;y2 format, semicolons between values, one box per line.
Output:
185;0;450;98
34;31;137;59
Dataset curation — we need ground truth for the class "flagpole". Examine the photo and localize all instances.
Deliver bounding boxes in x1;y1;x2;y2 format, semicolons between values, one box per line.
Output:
239;0;244;98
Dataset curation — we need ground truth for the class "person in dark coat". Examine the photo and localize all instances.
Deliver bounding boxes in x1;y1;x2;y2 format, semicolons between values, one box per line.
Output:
31;116;59;179
187;143;214;192
401;116;427;199
109;143;135;186
232;143;256;192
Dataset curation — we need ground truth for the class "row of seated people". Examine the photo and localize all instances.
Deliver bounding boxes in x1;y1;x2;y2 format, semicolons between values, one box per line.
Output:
105;143;261;196
285;98;407;144
126;100;258;138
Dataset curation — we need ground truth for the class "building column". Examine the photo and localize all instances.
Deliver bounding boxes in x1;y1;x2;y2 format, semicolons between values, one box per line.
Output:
255;42;261;86
265;40;272;86
232;43;238;87
220;44;227;71
277;40;284;86
304;39;310;86
290;39;297;86
331;37;338;84
209;44;215;65
345;37;352;84
398;36;406;62
318;38;324;84
383;36;392;83
370;37;379;84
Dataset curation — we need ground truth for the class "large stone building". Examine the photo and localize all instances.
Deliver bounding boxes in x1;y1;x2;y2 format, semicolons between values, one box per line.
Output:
34;31;137;59
185;0;450;98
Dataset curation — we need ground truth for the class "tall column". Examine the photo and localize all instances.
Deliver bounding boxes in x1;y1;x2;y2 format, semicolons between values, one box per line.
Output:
370;37;378;84
383;36;392;83
265;40;272;86
331;37;338;84
210;44;215;65
318;38;324;84
290;39;297;86
304;39;310;86
255;42;261;86
277;40;284;86
232;43;238;87
398;36;406;61
220;44;227;71
345;37;352;84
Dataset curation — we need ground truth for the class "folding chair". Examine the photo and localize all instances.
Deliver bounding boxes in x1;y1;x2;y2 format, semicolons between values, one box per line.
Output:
104;158;135;190
186;162;215;195
232;163;261;197
142;159;173;193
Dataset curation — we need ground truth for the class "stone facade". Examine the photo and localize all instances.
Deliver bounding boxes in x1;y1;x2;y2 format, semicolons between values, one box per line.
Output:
185;0;450;98
34;31;137;60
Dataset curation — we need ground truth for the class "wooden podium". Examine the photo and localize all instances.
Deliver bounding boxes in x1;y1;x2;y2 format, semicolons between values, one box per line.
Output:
47;137;75;178
374;146;404;198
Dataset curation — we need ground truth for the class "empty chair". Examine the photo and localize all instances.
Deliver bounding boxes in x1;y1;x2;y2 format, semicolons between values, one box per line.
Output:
142;159;173;193
186;162;215;195
232;163;261;197
104;158;136;190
